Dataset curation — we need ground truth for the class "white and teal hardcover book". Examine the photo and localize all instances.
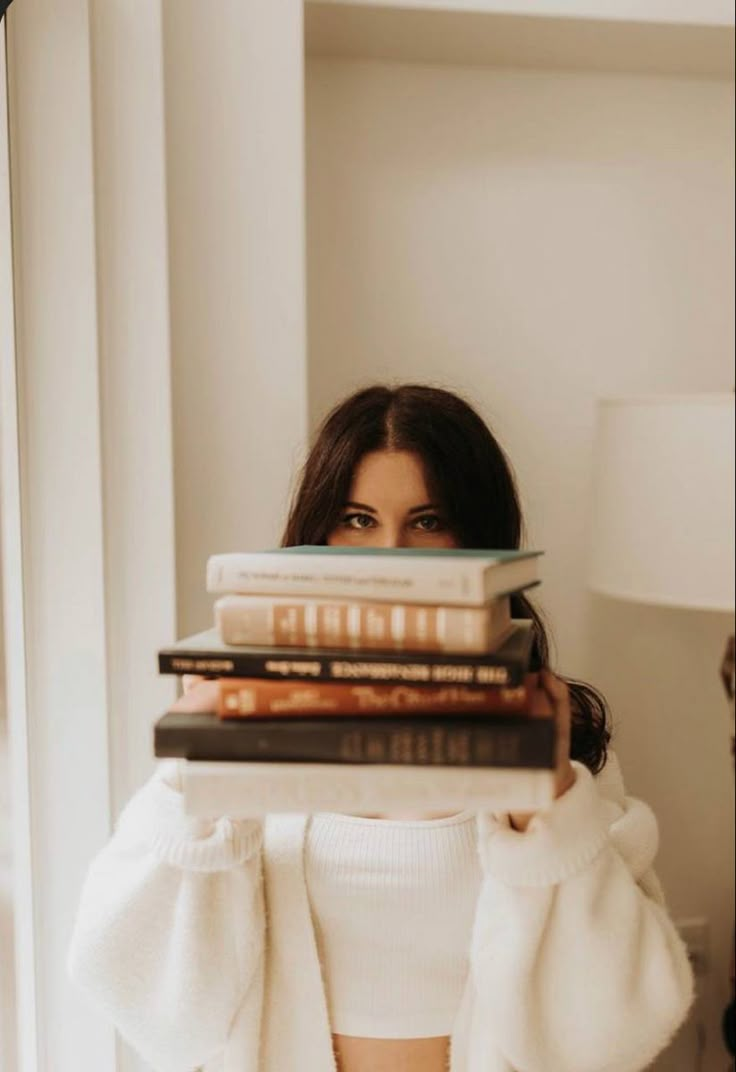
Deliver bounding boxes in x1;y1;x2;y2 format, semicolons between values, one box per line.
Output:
206;546;542;606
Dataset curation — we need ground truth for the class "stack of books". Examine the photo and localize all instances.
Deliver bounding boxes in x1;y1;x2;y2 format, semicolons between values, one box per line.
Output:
154;546;557;815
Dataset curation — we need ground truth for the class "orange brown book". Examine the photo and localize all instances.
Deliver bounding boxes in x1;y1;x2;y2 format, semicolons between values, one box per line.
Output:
216;675;536;719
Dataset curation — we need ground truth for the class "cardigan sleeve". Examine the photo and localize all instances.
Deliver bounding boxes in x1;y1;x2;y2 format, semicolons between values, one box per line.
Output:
67;761;265;1072
470;753;694;1072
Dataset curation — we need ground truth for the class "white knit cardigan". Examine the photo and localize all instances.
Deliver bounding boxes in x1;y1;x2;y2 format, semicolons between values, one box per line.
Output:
67;754;694;1072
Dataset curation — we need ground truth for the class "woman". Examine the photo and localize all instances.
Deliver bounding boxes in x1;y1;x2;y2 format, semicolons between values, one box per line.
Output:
68;384;694;1072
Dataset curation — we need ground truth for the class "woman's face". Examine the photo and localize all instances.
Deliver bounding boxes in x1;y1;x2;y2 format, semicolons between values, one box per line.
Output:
327;450;458;550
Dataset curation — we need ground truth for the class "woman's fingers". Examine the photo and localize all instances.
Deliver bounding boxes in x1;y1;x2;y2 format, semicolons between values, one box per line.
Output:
535;670;574;793
538;668;569;704
529;686;553;717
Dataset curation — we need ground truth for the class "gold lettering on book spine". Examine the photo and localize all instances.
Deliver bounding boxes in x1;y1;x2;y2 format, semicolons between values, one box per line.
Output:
363;604;391;646
273;605;306;647
264;659;322;677
232;687;257;715
474;666;510;685
313;603;338;646
169;657;234;672
304;603;318;646
330;661;432;682
347;604;361;646
404;605;440;651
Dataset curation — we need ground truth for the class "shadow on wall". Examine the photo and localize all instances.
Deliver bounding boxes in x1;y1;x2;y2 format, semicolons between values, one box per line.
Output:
584;597;735;1072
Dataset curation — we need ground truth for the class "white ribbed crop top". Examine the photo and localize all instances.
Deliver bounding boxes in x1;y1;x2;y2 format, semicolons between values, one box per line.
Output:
304;810;482;1039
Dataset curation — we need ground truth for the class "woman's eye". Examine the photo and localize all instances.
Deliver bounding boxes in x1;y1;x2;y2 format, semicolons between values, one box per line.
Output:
341;513;376;530
412;514;444;532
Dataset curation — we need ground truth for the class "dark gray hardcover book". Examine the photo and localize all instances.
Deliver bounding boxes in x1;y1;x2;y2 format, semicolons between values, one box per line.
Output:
154;711;556;767
158;620;537;688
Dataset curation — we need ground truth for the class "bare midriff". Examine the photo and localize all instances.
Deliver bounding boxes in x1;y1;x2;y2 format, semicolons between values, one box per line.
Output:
332;1034;450;1072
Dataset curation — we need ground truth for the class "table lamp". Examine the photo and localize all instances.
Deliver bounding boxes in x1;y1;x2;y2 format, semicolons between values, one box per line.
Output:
588;391;735;715
587;393;734;617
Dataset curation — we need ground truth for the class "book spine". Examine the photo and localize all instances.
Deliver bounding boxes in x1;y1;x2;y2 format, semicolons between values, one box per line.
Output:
214;594;511;654
217;678;528;718
158;651;524;687
206;552;489;604
182;761;556;816
156;718;555;767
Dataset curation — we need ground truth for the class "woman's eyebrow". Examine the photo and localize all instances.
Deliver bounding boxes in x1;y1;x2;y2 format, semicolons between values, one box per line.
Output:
408;503;438;515
343;501;377;513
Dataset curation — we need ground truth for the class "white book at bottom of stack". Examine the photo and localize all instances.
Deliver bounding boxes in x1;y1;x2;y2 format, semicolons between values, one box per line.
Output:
182;762;556;817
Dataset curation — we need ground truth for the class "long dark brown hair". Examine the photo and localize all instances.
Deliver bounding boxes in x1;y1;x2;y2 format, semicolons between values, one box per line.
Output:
282;384;610;773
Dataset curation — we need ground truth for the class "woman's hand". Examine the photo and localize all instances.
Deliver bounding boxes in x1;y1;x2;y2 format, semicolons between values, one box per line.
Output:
182;674;206;694
161;676;210;792
507;669;575;832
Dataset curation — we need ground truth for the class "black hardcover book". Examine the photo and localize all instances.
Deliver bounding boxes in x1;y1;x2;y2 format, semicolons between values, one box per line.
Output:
154;711;555;767
158;621;536;688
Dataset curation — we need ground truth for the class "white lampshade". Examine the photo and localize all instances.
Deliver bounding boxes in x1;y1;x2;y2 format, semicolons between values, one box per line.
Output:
587;394;735;612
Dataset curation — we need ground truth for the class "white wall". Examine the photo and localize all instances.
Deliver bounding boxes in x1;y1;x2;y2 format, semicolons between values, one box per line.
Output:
162;0;309;640
305;58;735;1070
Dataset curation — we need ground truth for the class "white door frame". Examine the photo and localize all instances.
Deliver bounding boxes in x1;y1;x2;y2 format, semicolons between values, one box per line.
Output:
0;14;36;1072
1;3;177;1069
1;2;307;1069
